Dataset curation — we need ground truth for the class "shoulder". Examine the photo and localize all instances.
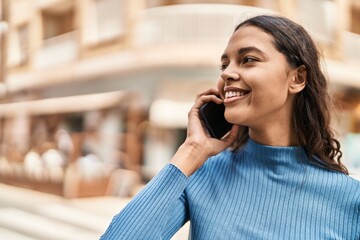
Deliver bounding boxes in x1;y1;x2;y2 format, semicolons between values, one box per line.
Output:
308;157;360;192
340;173;360;190
350;174;360;182
318;169;360;202
340;174;360;208
346;174;360;194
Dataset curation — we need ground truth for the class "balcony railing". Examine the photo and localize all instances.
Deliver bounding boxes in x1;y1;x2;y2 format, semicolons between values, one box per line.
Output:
34;31;78;69
134;4;273;47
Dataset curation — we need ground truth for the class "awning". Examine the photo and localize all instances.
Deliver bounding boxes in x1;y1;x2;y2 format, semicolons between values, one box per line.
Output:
5;44;223;94
0;91;137;118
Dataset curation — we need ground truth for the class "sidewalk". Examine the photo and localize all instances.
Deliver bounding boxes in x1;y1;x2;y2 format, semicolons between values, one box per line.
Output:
0;183;189;240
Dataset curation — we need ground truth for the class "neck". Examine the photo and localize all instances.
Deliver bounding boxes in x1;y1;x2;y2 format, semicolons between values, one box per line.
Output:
248;123;297;147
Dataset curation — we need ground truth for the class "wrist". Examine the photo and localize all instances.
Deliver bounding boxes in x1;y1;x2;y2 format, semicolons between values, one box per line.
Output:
170;141;209;177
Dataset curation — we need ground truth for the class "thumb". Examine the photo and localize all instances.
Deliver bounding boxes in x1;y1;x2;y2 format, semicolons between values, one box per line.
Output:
222;124;240;145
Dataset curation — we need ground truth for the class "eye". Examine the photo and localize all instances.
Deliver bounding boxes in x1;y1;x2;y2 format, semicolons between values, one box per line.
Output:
242;56;258;64
219;63;228;71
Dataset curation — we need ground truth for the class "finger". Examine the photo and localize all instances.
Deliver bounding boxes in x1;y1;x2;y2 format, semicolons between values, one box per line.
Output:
193;94;222;109
217;79;225;100
222;125;240;144
195;88;220;100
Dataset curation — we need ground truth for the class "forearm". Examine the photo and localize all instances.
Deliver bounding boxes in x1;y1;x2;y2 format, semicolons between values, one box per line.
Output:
100;164;189;240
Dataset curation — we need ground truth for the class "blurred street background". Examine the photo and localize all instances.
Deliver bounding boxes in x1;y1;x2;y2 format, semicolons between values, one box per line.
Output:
0;0;359;239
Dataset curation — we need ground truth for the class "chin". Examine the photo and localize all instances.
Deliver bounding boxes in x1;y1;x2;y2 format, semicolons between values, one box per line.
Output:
225;112;241;125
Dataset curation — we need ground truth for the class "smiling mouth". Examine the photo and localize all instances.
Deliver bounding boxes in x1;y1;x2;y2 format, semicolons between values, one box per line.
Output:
224;90;251;99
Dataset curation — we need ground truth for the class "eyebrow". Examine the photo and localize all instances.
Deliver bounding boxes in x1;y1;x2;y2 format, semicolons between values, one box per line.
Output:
221;46;267;60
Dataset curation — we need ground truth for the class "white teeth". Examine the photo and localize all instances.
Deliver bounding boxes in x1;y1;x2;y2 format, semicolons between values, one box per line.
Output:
225;90;248;98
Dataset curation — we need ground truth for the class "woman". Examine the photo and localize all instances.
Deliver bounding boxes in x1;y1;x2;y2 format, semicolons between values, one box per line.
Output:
101;15;360;239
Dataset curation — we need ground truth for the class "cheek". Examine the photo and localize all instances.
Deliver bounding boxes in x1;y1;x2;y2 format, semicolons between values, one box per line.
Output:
254;84;289;107
217;79;225;99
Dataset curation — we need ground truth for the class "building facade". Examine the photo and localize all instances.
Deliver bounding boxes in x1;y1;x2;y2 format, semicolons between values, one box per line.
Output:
0;0;359;196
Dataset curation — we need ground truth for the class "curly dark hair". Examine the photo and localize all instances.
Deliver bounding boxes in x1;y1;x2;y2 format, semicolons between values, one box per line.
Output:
231;15;348;174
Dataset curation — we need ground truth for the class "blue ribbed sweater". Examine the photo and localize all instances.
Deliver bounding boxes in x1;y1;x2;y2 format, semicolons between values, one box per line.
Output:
101;139;360;239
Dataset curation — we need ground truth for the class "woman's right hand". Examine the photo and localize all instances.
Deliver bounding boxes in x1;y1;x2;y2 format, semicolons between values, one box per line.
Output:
170;88;240;177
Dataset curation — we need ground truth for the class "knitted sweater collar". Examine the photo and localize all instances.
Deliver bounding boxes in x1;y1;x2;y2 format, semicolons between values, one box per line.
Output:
241;138;307;166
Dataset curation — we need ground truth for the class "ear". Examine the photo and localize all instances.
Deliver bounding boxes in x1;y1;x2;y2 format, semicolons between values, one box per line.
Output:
289;65;307;94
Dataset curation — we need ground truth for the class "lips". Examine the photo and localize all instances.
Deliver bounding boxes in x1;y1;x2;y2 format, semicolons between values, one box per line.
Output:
224;87;251;99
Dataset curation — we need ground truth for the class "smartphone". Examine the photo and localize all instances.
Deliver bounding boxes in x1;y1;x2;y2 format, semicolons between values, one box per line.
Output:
199;101;233;139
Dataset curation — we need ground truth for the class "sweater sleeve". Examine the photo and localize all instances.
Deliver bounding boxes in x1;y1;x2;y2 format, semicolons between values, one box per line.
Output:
100;164;190;240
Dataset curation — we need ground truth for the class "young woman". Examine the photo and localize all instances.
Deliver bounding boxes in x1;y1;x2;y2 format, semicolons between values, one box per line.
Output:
101;15;360;239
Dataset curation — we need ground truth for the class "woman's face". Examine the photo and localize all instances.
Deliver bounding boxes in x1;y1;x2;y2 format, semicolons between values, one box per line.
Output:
218;25;297;132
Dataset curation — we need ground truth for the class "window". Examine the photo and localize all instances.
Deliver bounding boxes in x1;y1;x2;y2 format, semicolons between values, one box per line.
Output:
350;4;360;34
35;7;78;68
85;0;125;45
42;9;74;39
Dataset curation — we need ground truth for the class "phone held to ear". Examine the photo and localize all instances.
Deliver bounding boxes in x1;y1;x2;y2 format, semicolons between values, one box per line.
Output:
199;101;233;139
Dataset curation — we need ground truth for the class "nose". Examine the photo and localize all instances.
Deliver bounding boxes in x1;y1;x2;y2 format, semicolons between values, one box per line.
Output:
220;65;240;82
